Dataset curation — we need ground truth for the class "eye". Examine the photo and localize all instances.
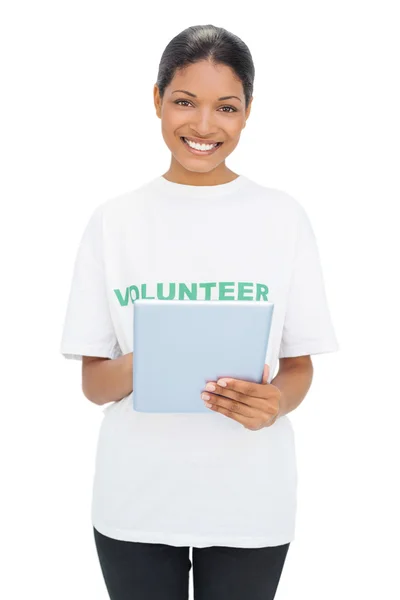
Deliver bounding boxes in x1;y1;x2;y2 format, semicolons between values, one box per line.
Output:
174;100;237;113
220;106;237;113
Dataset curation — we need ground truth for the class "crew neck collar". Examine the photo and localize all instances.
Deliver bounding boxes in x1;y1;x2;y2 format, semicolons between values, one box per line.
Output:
153;174;246;197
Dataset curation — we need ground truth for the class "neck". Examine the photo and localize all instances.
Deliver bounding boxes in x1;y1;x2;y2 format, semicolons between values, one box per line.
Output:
163;162;239;186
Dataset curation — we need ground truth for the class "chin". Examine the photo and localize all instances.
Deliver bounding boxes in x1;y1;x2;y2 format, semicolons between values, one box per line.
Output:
178;160;222;174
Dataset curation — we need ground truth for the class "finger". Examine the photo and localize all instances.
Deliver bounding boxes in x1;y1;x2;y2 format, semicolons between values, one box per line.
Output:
206;381;268;411
204;392;259;418
207;397;278;430
262;363;270;384
205;400;259;429
215;376;269;399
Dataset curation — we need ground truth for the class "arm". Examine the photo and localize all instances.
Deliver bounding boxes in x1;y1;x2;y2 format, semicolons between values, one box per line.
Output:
82;352;133;406
271;355;314;419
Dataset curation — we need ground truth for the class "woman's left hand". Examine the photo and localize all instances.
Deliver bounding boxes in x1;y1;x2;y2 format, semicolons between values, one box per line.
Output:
201;364;282;430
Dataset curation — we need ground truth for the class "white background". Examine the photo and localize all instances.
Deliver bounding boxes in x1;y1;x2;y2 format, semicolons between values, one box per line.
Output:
1;1;399;599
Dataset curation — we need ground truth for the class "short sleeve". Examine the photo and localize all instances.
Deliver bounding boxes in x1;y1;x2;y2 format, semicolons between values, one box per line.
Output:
278;205;339;358
59;203;121;361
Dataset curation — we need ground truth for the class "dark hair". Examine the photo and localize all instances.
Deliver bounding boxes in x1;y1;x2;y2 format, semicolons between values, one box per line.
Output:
156;24;255;109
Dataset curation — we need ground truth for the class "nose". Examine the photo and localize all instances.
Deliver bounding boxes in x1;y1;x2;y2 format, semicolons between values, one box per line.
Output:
190;108;216;136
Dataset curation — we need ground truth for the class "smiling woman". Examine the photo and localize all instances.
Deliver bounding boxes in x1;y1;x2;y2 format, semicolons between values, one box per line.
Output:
60;22;339;600
153;25;254;186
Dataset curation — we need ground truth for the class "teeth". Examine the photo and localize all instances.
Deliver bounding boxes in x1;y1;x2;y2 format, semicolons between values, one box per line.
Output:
184;138;218;151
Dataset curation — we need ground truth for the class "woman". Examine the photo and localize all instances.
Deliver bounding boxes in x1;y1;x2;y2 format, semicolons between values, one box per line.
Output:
60;24;339;600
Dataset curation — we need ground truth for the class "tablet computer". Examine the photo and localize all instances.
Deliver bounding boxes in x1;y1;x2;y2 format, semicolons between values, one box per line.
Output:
132;299;274;414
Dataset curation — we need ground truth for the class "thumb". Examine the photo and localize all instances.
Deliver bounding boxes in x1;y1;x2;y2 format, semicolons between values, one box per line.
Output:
262;363;270;385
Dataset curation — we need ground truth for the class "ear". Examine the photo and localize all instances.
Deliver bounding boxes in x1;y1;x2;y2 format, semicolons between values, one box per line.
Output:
243;96;253;127
153;84;162;119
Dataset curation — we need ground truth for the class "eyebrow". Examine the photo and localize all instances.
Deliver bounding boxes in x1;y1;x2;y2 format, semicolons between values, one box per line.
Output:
171;89;242;103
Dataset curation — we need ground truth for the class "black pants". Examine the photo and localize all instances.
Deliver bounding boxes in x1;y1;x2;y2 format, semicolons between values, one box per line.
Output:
93;526;290;600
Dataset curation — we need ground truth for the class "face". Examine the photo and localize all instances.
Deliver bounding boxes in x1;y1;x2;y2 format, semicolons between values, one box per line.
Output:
154;60;252;175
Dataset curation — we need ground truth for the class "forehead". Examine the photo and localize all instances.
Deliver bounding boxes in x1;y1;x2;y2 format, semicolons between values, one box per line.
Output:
167;61;244;99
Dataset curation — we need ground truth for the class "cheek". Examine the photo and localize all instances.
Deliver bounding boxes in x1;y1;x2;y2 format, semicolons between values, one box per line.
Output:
223;118;245;139
161;106;187;132
222;131;242;151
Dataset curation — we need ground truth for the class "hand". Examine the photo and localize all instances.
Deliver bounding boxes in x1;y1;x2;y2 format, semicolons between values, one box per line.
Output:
200;364;282;430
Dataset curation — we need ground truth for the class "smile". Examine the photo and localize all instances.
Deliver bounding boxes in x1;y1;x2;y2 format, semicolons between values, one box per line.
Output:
180;137;223;156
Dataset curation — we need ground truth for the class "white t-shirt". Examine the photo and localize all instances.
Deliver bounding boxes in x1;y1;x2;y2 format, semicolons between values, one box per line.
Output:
60;174;339;548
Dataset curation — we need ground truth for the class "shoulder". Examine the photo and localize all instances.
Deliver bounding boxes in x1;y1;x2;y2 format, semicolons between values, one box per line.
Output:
99;178;159;223
241;176;306;222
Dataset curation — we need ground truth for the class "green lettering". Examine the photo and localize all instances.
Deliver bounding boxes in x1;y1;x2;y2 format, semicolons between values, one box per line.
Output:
256;283;269;301
199;282;217;300
179;283;197;300
237;282;253;300
219;282;235;300
157;282;175;300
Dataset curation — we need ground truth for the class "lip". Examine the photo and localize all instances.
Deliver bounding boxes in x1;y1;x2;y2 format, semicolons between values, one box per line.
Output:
181;135;222;144
180;136;223;156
